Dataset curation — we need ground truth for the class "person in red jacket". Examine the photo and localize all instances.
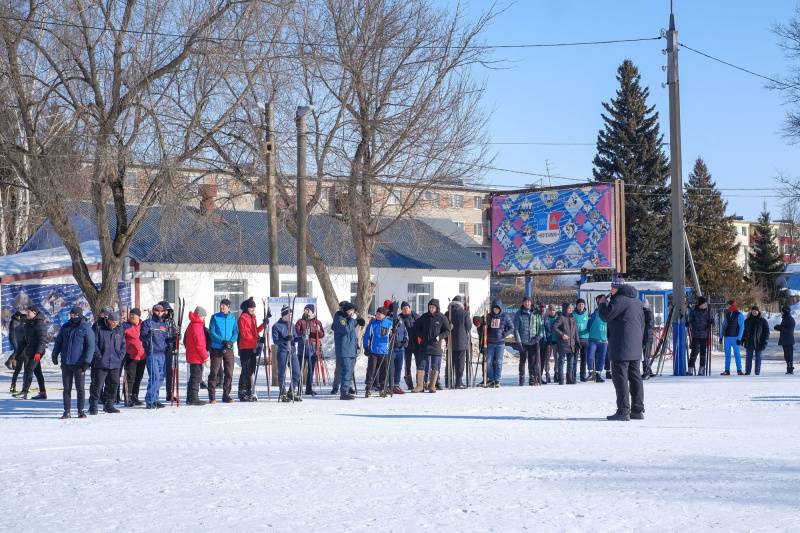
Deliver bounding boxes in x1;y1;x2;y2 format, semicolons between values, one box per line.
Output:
237;297;264;401
122;308;146;406
185;306;210;405
295;303;325;396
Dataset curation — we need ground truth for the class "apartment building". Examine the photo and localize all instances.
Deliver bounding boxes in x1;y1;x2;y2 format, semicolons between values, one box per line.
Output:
732;216;797;272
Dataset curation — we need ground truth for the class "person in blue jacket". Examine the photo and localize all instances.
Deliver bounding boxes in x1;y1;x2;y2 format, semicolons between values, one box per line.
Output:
208;299;239;403
141;303;170;409
720;300;745;375
485;299;514;388
586;296;608;383
363;307;393;397
272;305;301;402
332;301;363;400
51;306;95;419
387;302;408;395
89;311;126;415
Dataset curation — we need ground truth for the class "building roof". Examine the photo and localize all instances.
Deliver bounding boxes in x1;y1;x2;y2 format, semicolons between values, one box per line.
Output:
418;217;488;250
0;240;103;277
20;204;490;271
580;281;683;292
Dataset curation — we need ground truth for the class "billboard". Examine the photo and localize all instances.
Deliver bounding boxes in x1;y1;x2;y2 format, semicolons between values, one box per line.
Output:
491;183;622;274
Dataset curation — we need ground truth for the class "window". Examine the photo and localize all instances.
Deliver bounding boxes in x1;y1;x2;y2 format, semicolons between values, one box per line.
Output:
449;194;465;209
411;191;421;203
644;294;664;327
407;283;432;315
214;280;245;311
474;251;488;260
163;280;177;306
455;221;465;230
185;174;204;192
458;282;468;303
125;170;137;189
350;282;376;315
473;196;483;210
424;191;440;207
741;227;747;236
281;280;313;297
386;189;402;205
473;223;483;237
216;177;229;195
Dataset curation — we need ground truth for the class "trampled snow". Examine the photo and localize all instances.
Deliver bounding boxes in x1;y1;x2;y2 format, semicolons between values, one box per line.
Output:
1;346;799;532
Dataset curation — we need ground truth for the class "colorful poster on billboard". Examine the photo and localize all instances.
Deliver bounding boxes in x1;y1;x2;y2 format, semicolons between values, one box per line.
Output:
491;184;619;274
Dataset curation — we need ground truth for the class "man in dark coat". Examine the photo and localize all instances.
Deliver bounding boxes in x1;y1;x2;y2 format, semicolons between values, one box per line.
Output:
514;297;543;386
331;301;363;399
89;311;126;415
12;305;49;400
412;299;451;393
742;306;769;375
687;296;715;375
597;278;645;421
7;311;27;391
399;302;420;390
51;306;95;418
641;299;656;378
774;306;795;374
552;302;580;385
445;296;472;389
483;299;513;388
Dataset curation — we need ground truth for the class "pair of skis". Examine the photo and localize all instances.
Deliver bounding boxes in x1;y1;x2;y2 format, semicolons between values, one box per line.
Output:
471;308;489;387
251;299;272;400
171;298;185;407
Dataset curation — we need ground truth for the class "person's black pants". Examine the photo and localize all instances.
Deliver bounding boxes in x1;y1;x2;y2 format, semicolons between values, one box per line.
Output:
11;350;24;388
90;367;120;405
125;358;146;397
365;353;388;391
164;347;175;399
519;344;540;381
61;364;86;413
187;363;203;403
238;348;257;397
22;355;46;394
453;349;467;386
783;344;794;371
688;337;708;369
611;360;644;415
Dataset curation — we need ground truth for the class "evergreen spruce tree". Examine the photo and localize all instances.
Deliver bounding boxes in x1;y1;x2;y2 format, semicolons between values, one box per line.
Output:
593;60;671;280
683;157;748;302
750;203;785;302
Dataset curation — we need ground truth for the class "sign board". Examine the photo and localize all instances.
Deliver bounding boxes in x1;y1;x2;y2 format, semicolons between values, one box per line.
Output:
266;296;317;342
491;183;623;275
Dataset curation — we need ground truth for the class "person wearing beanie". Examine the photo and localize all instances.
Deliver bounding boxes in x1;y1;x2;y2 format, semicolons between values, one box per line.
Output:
123;308;146;406
774;306;795;374
586;295;609;382
687;297;715;375
140;303;171;409
542;304;560;383
88;309;125;415
573;298;590;382
12;306;49;401
720;300;745;375
552;302;580;385
412;299;451;392
237;298;264;401
151;301;180;403
445;297;471;389
6;310;27;392
295;303;325;396
483;299;513;388
332;301;361;400
185;306;210;405
513;297;543;386
49;306;95;418
399;301;420;391
208;299;239;403
363;307;393;397
273;305;301;401
597;277;645;421
742;306;769;375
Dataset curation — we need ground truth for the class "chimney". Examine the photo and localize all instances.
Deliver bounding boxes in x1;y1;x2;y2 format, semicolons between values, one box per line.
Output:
199;185;217;214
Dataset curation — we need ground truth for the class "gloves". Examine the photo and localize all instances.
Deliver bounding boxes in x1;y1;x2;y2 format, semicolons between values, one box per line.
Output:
363;347;371;356
356;318;366;327
257;336;265;345
736;339;742;346
33;353;41;363
148;329;155;338
81;362;91;372
52;355;58;366
267;309;272;319
223;340;234;349
532;335;540;345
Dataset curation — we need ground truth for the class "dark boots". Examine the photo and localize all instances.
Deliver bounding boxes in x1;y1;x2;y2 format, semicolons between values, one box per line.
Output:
88;400;99;415
103;400;120;414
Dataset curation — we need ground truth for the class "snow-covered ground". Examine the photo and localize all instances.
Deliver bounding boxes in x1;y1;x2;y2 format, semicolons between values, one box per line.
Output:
2;344;799;532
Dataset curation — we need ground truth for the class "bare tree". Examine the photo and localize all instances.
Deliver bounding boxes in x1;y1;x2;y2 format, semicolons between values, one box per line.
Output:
0;0;291;313
771;4;800;142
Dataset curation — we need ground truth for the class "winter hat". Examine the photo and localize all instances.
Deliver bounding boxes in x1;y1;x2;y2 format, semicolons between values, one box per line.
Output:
576;298;586;306
152;303;164;311
595;294;605;304
341;301;356;312
401;301;410;309
453;295;463;302
195;306;207;318
538;302;547;309
697;296;707;306
611;277;625;289
727;300;737;312
383;299;392;311
376;307;388;316
548;304;558;312
220;298;231;307
108;311;120;322
27;304;39;313
781;306;791;315
100;306;114;316
751;305;760;312
305;304;315;314
69;306;83;317
522;296;531;303
281;305;291;317
130;308;142;317
241;297;256;311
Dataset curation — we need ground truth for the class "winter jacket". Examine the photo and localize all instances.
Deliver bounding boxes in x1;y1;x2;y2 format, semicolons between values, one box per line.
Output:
400;310;420;351
742;313;769;351
546;314;559;343
721;311;744;340
157;301;178;355
486;299;514;345
473;315;486;353
9;313;26;353
390;313;408;354
238;311;264;351
587;311;607;342
51;316;95;366
294;316;325;343
17;311;49;358
93;321;126;369
642;307;655;343
688;306;715;340
597;284;645;362
513;307;543;346
552;303;580;354
209;311;238;349
775;312;796;346
141;314;169;356
573;309;590;340
332;310;358;359
445;300;472;351
123;320;145;360
415;299;451;356
185;311;210;364
272;319;297;358
364;316;393;355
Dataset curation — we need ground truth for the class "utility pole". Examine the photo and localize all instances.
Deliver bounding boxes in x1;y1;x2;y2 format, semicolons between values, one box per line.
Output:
296;106;312;297
667;5;687;376
261;101;280;298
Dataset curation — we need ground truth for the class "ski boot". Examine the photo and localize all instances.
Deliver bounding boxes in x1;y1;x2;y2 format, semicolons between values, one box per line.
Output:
393;385;405;395
31;392;47;400
529;376;536;386
365;389;372;398
103;401;120;414
698;366;705;375
131;395;144;406
720;370;730;375
339;392;356;400
379;390;387;398
435;381;443;391
60;411;71;419
330;387;339;395
595;375;605;383
519;376;524;386
4;358;14;370
737;370;744;375
13;391;27;399
88;401;99;415
606;410;630;421
10;385;18;394
280;393;292;402
78;411;87;419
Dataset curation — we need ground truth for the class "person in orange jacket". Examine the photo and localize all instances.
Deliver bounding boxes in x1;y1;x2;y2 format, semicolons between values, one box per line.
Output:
237;297;264;401
185;307;210;405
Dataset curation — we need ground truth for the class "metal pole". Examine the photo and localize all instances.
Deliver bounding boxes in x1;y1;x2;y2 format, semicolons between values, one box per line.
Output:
264;101;280;298
296;107;308;297
667;10;687;376
684;228;701;298
524;275;531;298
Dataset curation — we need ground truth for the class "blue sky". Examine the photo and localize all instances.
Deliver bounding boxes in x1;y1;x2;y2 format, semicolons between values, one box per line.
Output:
458;0;798;221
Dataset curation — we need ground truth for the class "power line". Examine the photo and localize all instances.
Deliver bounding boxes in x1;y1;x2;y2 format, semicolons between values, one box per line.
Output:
679;42;800;90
